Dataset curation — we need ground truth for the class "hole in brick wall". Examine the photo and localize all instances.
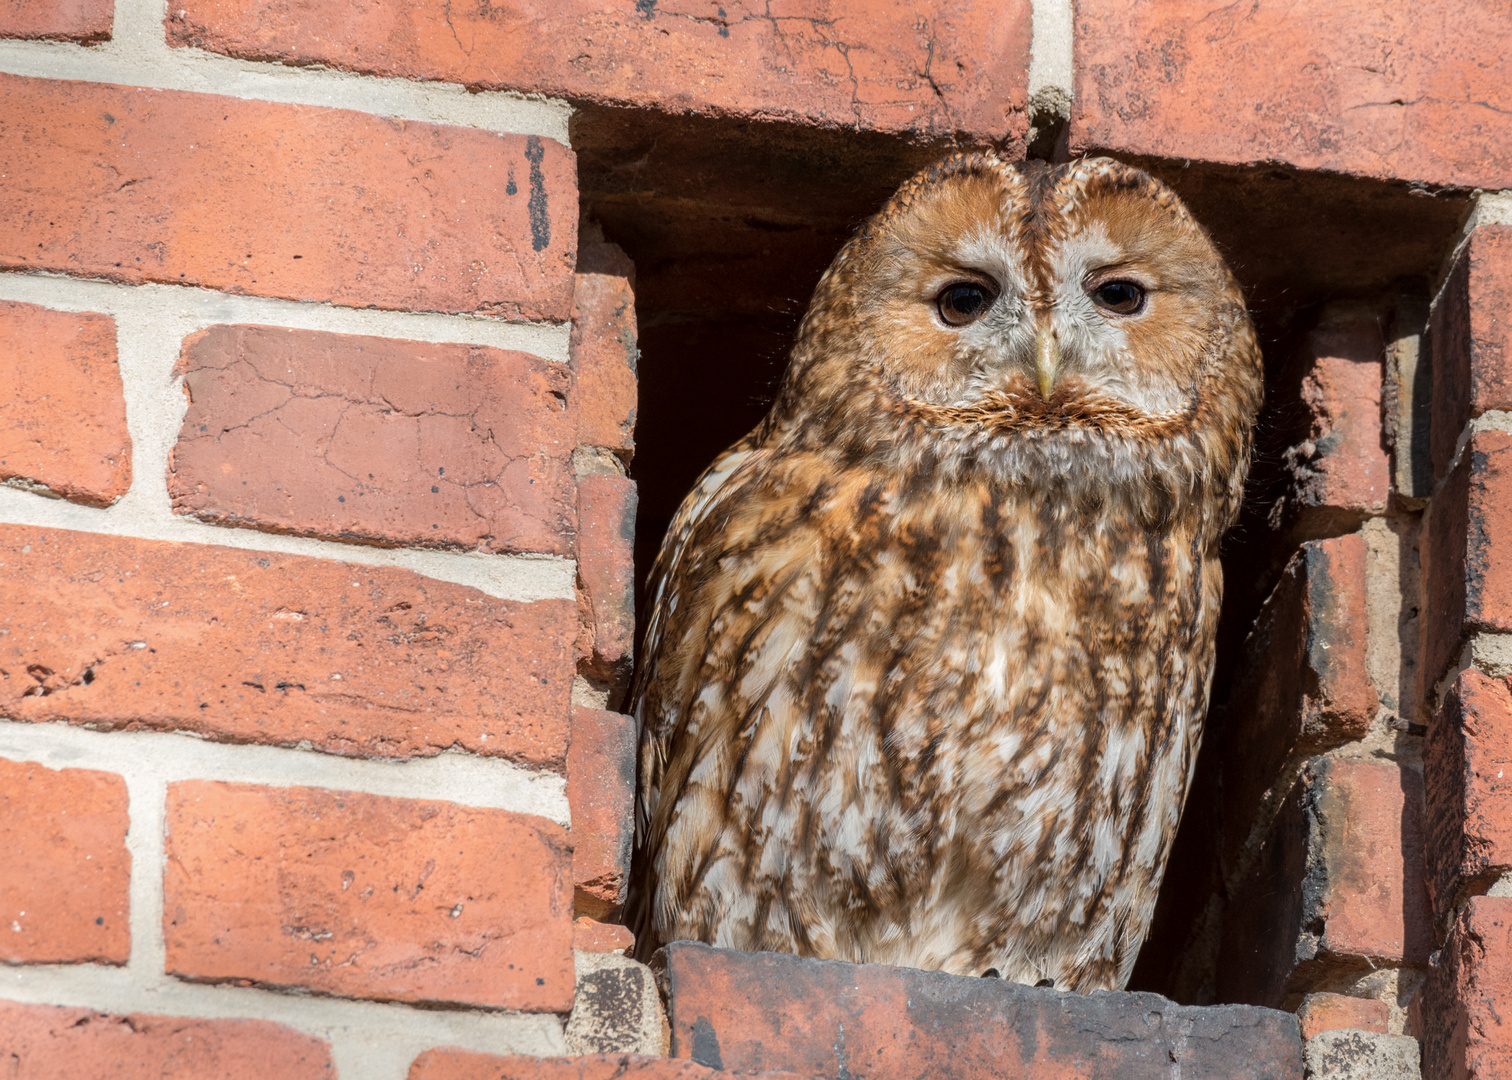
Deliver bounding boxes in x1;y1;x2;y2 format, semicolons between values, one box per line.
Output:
573;105;1471;1003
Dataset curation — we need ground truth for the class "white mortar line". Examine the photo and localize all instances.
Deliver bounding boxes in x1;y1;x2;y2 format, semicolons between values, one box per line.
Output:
0;720;570;824
0;965;567;1080
124;772;169;980
0;274;575;604
1027;0;1074;121
0;0;570;144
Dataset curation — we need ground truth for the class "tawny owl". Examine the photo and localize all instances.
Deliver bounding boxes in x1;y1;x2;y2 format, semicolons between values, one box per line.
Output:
627;153;1263;992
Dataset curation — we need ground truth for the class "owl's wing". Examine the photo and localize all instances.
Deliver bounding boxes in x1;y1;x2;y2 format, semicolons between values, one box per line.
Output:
625;432;762;951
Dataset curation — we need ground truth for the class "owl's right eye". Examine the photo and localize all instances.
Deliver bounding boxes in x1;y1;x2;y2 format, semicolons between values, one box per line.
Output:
936;282;996;327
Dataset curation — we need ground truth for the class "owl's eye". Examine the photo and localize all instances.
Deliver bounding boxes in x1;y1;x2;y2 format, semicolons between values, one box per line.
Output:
936;281;996;327
1091;280;1146;316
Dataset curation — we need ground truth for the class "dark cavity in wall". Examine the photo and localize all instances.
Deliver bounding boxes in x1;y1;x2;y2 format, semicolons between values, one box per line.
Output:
571;101;1469;1001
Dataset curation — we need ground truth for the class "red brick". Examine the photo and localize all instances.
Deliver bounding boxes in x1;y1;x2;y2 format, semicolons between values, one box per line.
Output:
164;780;574;1011
571;245;638;457
1297;994;1390;1041
0;758;129;965
0;525;573;767
167;0;1030;145
1279;313;1390;524
0;0;112;42
0;301;129;507
568;706;635;919
0;75;575;320
170;325;576;555
1218;534;1379;861
1425;670;1512;924
573;917;634;954
576;475;637;686
663;943;1303;1079
1432;228;1512;477
1072;2;1512;189
0;1000;333;1079
1220;758;1432;1008
1421;431;1512;694
1421;896;1512;1080
410;1051;806;1080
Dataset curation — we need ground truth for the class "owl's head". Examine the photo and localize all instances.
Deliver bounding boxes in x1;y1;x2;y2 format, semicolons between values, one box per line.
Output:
775;154;1263;512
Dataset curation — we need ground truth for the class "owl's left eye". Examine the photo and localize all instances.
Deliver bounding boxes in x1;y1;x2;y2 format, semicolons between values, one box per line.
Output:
936;281;997;327
1090;280;1146;316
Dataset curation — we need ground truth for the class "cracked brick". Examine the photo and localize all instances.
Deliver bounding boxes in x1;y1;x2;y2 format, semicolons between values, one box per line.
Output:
165;0;1030;144
1420;896;1512;1079
571;244;638;458
0;757;130;966
164;780;574;1011
0;1001;334;1079
0;75;576;319
0;301;130;507
0;525;575;768
1073;0;1512;189
171;324;577;556
568;706;635;920
1431;227;1512;479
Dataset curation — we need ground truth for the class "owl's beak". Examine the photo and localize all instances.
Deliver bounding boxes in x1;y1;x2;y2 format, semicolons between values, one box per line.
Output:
1034;324;1060;399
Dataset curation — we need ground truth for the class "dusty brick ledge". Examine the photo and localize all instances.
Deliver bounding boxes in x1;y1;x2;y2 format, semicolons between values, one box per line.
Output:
663;943;1304;1079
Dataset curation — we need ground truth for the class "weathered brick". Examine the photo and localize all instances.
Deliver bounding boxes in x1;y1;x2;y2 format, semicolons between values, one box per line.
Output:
1303;1031;1422;1080
568;706;635;920
1432;228;1512;478
0;301;129;507
0;1000;334;1079
1420;896;1512;1080
0;526;574;767
1421;431;1512;695
167;0;1030;145
1425;670;1512;924
1297;993;1390;1041
0;75;575;319
571;244;638;457
171;325;576;555
409;1051;804;1080
0;757;129;965
573;917;634;954
164;781;574;1011
0;0;112;42
664;942;1304;1079
576;475;636;686
1276;312;1390;526
1217;534;1379;862
565;953;668;1056
1219;758;1433;1008
1073;1;1512;189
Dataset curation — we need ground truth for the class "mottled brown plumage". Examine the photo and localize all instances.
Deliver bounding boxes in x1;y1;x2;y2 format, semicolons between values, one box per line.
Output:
628;154;1263;991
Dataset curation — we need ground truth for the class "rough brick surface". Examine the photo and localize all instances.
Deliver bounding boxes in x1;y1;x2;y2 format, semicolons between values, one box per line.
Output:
1297;994;1390;1041
1421;896;1512;1080
0;75;575;319
171;325;576;555
1278;313;1390;525
1219;757;1432;1008
0;301;130;507
1421;431;1512;693
164;781;574;1011
571;245;638;457
0;758;129;965
664;943;1304;1079
0;0;112;42
409;1051;804;1080
0;525;574;767
1217;534;1379;860
0;1000;334;1079
1304;1031;1422;1080
167;0;1030;144
573;917;634;954
1073;1;1512;189
1425;670;1512;923
1432;228;1512;477
576;475;637;685
568;706;636;919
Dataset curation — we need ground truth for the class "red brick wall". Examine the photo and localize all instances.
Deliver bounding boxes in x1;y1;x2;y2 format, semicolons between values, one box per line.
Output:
1;0;1509;1076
